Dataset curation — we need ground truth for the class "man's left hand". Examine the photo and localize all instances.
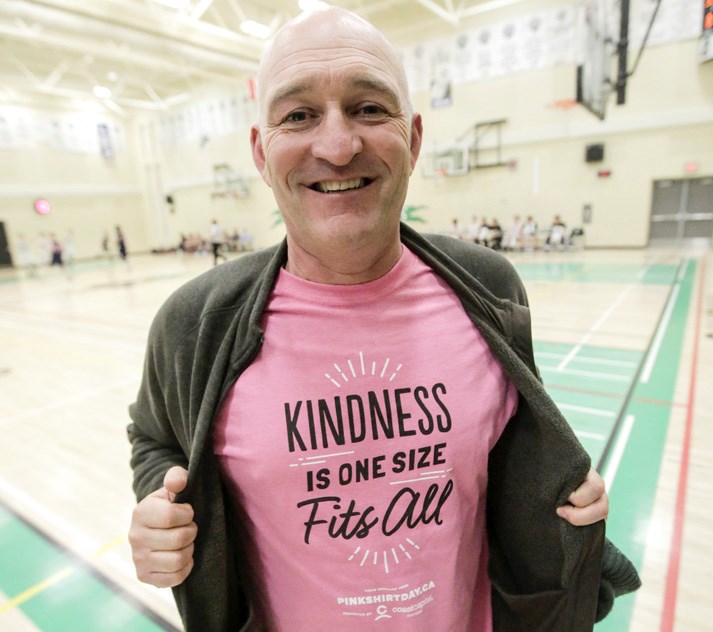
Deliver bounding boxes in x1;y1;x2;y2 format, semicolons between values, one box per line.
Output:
556;468;609;526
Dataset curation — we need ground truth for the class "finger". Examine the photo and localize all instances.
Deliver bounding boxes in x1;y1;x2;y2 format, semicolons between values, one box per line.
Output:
148;521;197;552
163;466;189;500
143;543;195;574
134;494;195;529
557;495;608;526
136;555;195;588
131;521;198;553
568;468;606;508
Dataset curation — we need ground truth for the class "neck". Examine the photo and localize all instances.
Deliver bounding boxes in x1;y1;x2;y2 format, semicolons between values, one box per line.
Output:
284;236;402;285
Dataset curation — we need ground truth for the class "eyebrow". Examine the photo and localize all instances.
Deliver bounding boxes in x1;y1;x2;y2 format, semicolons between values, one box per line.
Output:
266;75;402;115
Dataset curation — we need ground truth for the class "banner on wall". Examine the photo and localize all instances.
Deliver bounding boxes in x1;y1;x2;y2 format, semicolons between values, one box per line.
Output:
0;106;125;154
401;0;700;102
97;123;114;159
157;90;257;146
402;5;578;99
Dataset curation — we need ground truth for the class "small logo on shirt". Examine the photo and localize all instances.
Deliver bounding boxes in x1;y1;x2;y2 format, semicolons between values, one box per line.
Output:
337;581;436;620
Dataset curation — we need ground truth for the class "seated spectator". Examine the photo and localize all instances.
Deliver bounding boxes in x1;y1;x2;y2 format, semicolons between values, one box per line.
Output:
487;218;503;250
476;221;491;245
467;216;482;243
449;217;464;240
502;215;524;251
546;215;567;250
522;215;539;251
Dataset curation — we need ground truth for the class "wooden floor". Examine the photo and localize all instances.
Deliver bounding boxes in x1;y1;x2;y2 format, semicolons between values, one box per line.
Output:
0;241;710;631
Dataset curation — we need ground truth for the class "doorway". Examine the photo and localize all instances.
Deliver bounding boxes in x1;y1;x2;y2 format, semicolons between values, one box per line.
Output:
0;222;12;267
649;177;713;242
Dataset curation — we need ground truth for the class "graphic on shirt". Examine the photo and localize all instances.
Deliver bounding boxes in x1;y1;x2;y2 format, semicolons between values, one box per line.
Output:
282;350;455;621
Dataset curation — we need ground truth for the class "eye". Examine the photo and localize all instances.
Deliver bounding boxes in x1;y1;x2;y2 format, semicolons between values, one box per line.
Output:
283;110;309;124
356;103;388;118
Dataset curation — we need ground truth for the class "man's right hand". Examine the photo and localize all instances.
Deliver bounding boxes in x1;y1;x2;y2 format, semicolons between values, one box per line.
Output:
129;466;197;588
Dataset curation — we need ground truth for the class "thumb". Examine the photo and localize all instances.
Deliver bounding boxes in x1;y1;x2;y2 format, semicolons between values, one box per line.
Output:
163;466;188;501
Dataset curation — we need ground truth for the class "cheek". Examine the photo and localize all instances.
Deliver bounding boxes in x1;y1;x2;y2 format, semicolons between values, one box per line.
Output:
387;121;415;161
262;133;298;178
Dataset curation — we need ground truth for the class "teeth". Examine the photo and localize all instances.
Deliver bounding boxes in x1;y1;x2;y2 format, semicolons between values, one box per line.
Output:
316;178;366;193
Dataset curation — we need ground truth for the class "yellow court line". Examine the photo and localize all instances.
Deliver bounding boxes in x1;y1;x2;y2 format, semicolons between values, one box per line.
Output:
0;568;76;614
0;534;127;615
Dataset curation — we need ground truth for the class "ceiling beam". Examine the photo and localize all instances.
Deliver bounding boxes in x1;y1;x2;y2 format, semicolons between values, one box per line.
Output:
16;0;264;60
190;0;215;20
0;19;258;83
413;0;459;25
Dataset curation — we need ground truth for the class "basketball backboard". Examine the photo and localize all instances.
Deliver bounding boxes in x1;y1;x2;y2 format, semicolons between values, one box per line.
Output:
211;163;249;199
576;0;614;119
702;0;713;63
422;143;470;178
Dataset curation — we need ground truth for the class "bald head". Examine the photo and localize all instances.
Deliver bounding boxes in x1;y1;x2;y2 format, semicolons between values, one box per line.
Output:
255;7;412;126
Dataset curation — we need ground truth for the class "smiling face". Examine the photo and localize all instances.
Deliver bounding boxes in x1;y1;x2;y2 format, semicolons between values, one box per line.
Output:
251;8;422;283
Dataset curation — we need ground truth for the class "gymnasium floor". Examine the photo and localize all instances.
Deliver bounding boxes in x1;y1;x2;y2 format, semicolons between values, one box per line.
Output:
0;240;710;631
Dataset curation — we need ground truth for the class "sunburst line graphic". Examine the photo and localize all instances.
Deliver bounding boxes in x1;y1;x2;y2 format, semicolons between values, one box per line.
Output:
347;539;419;573
323;352;403;387
380;357;390;378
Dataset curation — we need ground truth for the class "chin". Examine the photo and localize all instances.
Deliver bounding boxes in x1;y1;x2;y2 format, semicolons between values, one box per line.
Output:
323;213;396;246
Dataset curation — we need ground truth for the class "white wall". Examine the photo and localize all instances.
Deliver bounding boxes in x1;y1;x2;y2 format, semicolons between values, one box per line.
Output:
1;2;711;262
407;40;713;246
135;112;287;251
0;106;150;262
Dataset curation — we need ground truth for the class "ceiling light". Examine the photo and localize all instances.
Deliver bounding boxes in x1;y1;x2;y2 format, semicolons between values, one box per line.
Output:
240;20;271;39
106;71;119;83
93;85;112;99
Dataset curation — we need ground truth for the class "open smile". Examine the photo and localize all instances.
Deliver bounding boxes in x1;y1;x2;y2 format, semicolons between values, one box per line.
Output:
309;178;372;193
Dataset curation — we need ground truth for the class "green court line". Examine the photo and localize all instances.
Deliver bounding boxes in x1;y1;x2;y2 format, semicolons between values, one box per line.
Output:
0;504;178;631
593;259;696;632
528;260;695;630
514;261;679;285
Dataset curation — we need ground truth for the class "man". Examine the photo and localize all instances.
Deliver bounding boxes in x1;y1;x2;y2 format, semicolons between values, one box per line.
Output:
546;214;568;250
209;219;227;266
128;7;639;631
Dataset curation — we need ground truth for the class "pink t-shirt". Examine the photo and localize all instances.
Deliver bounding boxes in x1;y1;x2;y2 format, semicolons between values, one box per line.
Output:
213;246;517;631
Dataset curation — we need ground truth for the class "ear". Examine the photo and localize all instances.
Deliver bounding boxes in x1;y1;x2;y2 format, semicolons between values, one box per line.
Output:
250;125;272;188
409;113;423;173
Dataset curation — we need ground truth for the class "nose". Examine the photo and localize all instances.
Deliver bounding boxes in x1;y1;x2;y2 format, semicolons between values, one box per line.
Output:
311;109;363;166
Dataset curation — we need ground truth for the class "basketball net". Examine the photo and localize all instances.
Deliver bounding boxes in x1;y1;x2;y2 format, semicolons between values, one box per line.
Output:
548;99;578;110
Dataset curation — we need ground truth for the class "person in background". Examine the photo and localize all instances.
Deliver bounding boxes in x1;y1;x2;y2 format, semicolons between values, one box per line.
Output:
127;7;640;631
467;215;482;243
522;214;539;251
449;217;464;239
116;225;128;262
487;217;503;249
546;214;568;250
502;214;524;251
209;219;227;266
49;234;63;267
101;231;111;260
